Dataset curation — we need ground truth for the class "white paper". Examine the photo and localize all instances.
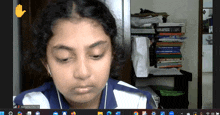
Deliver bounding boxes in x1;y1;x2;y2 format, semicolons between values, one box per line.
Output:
131;36;150;77
131;16;163;27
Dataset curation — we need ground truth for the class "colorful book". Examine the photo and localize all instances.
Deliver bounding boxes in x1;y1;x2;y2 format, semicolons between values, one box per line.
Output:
156;53;181;55
157;58;182;61
156;26;185;33
158;65;182;68
159;33;184;36
156;47;181;51
131;28;155;34
158;39;185;42
156;54;182;58
158;36;187;39
157;23;185;27
157;62;182;66
156;42;183;46
158;60;182;63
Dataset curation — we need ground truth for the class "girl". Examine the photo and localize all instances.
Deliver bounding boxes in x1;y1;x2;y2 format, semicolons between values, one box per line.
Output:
14;0;157;109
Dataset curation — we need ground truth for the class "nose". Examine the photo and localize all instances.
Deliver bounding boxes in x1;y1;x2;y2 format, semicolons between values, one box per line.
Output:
74;57;90;80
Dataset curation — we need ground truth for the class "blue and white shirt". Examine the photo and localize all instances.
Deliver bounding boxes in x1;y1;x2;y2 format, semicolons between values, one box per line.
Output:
14;78;157;109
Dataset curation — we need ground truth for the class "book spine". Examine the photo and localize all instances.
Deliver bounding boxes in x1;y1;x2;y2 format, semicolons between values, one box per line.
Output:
131;28;155;34
157;46;181;49
159;33;184;36
156;27;182;33
157;62;182;66
158;39;185;42
157;58;182;61
158;23;185;27
158;65;182;68
157;60;182;63
156;54;182;58
157;42;182;47
158;36;187;39
156;47;181;52
157;42;182;44
156;53;181;55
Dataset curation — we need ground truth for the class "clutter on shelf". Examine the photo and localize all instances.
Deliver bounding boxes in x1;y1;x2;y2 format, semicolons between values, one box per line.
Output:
131;8;187;70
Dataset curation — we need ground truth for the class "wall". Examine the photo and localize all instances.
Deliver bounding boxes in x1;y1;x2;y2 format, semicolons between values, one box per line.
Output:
203;0;212;7
13;0;20;96
131;0;199;109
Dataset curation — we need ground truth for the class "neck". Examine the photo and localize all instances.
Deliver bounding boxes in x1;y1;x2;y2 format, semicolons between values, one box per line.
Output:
68;92;102;109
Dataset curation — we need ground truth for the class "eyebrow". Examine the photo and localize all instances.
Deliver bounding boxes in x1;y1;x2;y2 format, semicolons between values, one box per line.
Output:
88;41;107;49
52;41;108;51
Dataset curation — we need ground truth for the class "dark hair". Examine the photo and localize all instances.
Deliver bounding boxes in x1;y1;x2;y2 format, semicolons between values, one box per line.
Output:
24;0;126;86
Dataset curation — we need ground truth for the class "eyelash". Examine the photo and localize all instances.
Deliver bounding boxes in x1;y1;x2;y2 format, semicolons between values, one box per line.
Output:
56;54;104;63
57;58;69;63
91;54;104;60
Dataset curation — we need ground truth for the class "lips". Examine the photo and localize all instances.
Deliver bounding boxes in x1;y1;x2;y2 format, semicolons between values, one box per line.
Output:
74;86;93;94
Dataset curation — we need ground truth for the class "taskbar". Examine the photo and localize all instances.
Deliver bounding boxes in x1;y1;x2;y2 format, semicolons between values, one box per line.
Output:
0;109;220;115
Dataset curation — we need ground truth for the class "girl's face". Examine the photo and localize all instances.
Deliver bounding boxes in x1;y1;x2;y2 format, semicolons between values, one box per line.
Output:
45;18;113;104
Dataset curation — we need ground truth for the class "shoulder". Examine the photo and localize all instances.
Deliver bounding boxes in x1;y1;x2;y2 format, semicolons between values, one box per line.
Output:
109;78;157;109
114;81;147;109
13;82;54;109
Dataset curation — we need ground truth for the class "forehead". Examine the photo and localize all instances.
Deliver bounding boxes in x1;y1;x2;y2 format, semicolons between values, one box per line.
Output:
48;18;111;49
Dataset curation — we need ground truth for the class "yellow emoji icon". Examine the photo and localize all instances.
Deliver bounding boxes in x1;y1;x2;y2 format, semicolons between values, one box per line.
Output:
15;4;26;18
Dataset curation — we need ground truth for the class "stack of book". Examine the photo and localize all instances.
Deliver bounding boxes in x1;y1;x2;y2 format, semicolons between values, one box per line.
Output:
155;23;186;70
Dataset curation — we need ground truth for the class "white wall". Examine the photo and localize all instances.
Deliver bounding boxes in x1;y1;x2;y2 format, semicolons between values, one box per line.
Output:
203;0;212;7
131;0;199;109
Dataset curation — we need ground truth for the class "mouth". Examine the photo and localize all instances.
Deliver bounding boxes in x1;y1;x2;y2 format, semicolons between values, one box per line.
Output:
74;86;93;94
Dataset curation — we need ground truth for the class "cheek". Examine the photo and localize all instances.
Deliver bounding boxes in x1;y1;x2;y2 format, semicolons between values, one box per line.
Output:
88;53;112;88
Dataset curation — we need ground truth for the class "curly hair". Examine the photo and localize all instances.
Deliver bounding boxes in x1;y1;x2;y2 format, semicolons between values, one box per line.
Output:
23;0;126;85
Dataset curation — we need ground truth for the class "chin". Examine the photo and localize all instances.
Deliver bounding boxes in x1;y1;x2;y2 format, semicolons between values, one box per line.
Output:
70;92;97;103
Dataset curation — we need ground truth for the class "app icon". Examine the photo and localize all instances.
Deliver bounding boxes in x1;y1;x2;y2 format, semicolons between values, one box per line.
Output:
53;111;58;115
107;111;112;115
134;111;139;115
8;111;13;115
97;111;103;115
71;112;76;115
17;111;22;115
169;111;174;115
62;111;67;115
194;112;197;115
142;111;147;115
160;111;165;115
187;113;190;115
152;111;156;115
116;111;121;115
216;112;219;115
35;111;40;115
211;112;214;115
27;111;32;115
206;112;210;115
0;111;4;115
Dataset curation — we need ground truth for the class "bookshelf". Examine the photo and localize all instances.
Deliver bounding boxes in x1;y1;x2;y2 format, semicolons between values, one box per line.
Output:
131;22;186;69
130;13;192;109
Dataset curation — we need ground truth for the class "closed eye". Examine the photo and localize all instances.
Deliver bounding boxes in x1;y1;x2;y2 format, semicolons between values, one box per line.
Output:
56;58;69;63
91;54;104;60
